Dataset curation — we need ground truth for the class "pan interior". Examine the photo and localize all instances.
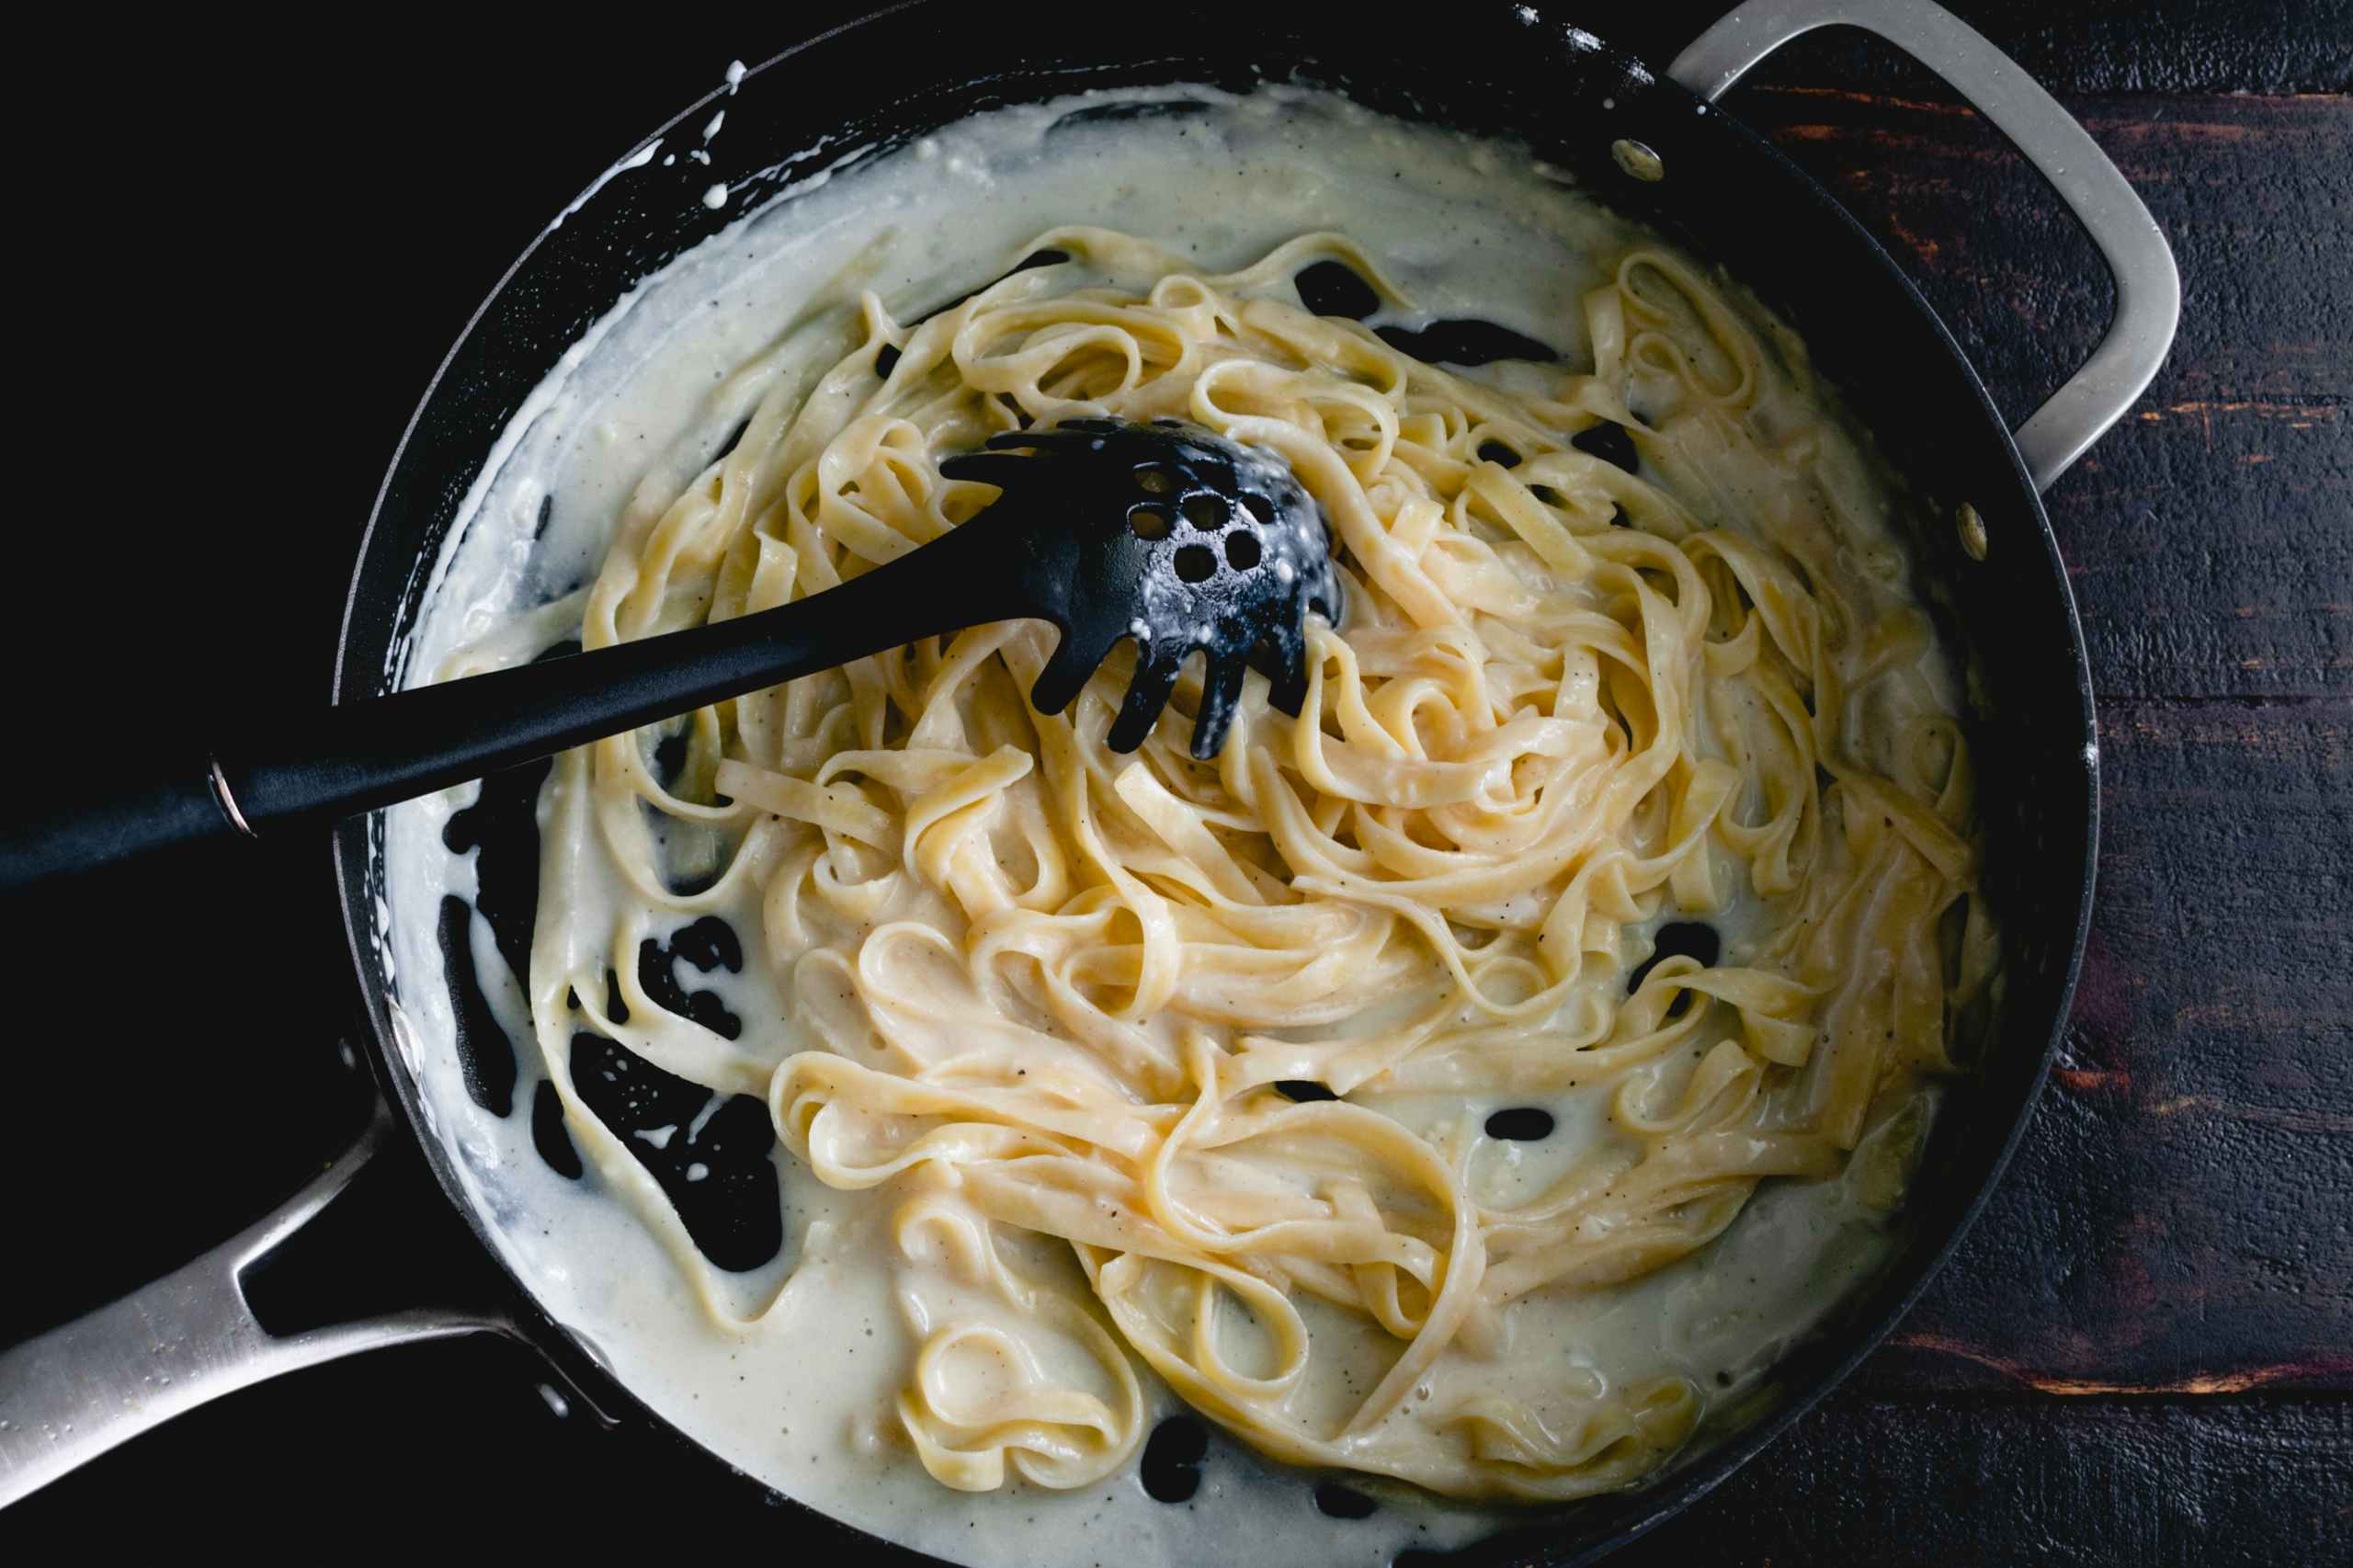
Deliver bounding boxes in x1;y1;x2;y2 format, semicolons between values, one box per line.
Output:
344;12;2090;1568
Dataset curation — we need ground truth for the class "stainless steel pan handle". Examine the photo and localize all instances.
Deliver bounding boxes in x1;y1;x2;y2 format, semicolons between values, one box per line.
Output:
0;1099;515;1508
1671;0;2181;493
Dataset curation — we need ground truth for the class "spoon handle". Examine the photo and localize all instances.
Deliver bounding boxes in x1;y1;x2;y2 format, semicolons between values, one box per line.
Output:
0;522;1030;892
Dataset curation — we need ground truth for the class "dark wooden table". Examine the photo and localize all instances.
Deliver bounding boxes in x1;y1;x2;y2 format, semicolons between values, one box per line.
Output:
4;3;2345;1558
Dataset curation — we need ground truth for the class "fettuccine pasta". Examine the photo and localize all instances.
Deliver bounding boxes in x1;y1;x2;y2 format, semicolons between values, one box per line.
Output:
494;226;1997;1503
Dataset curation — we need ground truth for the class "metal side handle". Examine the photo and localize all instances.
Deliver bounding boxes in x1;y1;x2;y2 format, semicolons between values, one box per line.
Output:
0;1103;513;1508
1671;0;2181;493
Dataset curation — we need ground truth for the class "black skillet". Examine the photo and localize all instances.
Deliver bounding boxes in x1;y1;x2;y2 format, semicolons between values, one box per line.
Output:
0;2;2177;1560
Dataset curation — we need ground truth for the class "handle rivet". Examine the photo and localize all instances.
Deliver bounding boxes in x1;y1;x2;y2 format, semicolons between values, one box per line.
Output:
1957;502;1990;562
1612;139;1666;182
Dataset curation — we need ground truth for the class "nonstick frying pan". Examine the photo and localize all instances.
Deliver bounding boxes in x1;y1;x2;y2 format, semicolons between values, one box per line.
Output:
0;3;2177;1559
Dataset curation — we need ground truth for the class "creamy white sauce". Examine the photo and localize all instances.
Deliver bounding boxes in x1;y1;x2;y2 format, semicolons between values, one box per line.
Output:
381;85;1917;1567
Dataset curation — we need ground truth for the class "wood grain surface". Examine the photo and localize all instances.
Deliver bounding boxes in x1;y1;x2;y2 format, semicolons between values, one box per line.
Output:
1618;21;2353;1558
2;2;2345;1559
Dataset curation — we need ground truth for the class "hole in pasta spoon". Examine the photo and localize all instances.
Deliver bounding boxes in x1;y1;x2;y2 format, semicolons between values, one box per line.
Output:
940;417;1344;760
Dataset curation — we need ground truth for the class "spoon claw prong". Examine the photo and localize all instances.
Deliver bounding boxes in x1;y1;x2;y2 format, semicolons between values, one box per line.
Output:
1191;653;1250;761
982;426;1102;455
1267;654;1311;720
938;451;1040;489
1029;628;1101;718
1108;651;1182;754
1253;601;1313;717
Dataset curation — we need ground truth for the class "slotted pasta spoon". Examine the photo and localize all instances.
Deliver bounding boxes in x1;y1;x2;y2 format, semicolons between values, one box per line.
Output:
2;417;1341;889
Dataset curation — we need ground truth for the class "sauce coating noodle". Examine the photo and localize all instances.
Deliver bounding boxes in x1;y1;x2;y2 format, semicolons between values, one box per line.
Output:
437;215;1995;1507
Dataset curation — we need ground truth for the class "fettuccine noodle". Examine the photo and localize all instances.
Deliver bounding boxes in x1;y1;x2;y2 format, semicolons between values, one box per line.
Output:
502;227;1998;1502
